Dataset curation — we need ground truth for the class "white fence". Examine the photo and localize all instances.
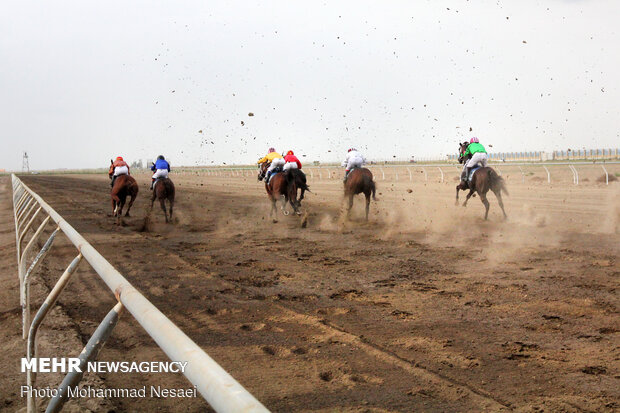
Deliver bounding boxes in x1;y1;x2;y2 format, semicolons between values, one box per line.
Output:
175;162;620;185
12;175;269;413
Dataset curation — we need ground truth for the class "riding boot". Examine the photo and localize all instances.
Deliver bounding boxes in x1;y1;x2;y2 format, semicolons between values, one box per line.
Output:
150;178;155;190
110;176;116;188
343;170;349;183
464;167;471;186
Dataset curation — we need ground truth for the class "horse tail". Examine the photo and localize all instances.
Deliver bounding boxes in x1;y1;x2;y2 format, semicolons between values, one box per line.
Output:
365;175;376;200
297;170;310;193
488;169;509;196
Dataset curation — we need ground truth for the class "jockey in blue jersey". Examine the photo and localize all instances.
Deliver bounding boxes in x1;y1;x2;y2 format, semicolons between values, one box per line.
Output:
151;155;171;190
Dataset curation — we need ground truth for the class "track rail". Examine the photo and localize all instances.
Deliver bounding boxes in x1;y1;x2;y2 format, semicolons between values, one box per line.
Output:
11;174;269;413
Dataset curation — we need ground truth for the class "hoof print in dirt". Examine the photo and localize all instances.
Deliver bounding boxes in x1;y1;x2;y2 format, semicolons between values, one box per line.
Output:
581;366;607;375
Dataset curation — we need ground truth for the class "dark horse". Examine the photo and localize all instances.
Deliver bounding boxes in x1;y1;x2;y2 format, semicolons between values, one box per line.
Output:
258;163;309;216
151;178;175;223
109;169;138;219
344;167;376;221
456;142;508;220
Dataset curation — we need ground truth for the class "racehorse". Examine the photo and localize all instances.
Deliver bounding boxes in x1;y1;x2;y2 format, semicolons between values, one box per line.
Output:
109;166;139;219
456;142;508;220
150;178;175;223
258;162;309;216
344;167;376;221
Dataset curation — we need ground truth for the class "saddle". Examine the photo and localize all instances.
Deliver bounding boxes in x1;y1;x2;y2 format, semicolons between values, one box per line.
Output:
266;167;283;183
468;166;481;182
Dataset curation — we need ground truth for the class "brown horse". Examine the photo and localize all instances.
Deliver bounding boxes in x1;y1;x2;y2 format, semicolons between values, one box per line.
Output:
344;167;376;220
109;174;139;218
151;178;175;223
456;142;508;220
258;163;306;216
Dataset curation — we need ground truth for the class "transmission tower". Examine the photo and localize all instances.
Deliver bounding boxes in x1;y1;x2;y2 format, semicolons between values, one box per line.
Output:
22;152;30;173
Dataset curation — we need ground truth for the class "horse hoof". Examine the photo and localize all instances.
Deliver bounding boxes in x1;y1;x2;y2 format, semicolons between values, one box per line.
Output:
295;211;301;216
283;210;290;216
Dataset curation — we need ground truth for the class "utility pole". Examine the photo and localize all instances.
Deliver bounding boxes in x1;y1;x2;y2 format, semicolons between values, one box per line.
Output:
22;152;30;173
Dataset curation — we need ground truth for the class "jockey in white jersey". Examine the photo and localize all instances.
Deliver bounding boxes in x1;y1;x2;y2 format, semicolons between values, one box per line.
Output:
341;148;366;182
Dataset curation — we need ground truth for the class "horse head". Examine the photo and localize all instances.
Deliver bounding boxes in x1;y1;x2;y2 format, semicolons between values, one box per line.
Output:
258;162;270;181
458;142;469;164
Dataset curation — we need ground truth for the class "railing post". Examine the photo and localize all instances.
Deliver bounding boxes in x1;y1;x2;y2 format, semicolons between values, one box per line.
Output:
17;206;43;260
601;164;609;185
45;302;124;413
421;167;428;182
18;201;38;230
22;227;60;338
17;197;35;224
27;254;83;413
518;166;525;184
437;167;444;183
406;167;412;181
542;165;551;184
380;168;385;180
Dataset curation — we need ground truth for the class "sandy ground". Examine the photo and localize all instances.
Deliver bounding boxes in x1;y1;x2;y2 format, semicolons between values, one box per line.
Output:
1;168;619;412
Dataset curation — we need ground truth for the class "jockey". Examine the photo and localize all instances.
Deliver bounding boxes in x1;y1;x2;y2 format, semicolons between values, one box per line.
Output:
341;148;366;182
257;147;285;183
283;150;302;171
150;155;171;190
109;156;130;188
461;137;488;183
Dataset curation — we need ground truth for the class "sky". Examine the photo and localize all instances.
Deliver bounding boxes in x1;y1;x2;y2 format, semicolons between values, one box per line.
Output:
1;0;619;171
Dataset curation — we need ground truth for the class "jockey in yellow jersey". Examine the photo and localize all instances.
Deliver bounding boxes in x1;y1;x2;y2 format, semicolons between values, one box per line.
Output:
257;147;285;183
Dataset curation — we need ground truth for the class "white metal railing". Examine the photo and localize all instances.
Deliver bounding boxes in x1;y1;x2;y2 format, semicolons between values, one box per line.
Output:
11;174;269;413
183;161;619;185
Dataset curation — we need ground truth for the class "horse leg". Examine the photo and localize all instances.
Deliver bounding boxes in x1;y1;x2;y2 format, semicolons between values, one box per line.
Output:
289;186;300;215
347;193;354;217
281;195;289;215
159;198;169;223
493;189;507;219
169;198;174;221
125;195;136;217
364;192;371;221
118;197;126;217
455;186;460;206
111;194;120;216
462;189;475;207
480;192;490;220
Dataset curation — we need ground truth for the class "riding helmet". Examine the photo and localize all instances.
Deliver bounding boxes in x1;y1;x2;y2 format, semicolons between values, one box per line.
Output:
116;156;123;161
268;147;275;153
287;150;294;155
157;155;165;160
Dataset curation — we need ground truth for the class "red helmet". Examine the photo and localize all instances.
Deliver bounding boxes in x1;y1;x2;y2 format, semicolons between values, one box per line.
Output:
268;147;275;153
470;137;479;143
348;148;357;152
286;150;294;155
116;156;124;161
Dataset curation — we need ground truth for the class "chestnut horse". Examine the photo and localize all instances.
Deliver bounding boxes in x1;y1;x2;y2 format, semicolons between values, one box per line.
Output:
151;178;175;223
456;142;508;220
344;167;376;220
109;173;138;218
258;163;308;216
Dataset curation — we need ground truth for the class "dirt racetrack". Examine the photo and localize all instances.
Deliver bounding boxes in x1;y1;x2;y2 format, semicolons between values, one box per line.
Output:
1;168;619;412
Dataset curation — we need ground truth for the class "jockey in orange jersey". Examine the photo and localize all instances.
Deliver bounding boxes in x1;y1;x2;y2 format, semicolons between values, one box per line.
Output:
109;156;130;187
